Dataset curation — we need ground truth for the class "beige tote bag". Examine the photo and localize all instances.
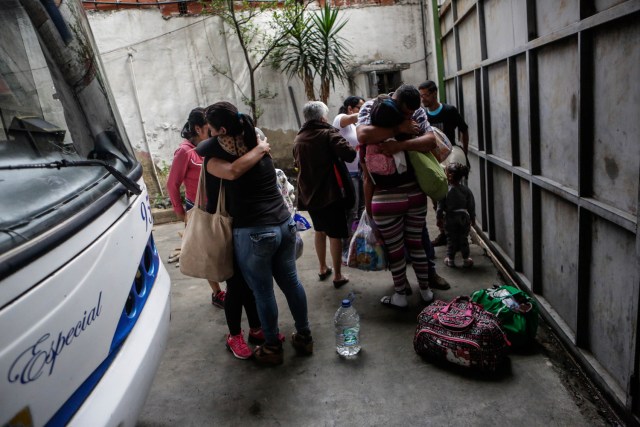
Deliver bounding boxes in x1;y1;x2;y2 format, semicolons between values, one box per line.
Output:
180;164;234;282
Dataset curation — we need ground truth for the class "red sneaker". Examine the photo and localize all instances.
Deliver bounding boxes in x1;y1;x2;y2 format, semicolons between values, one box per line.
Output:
248;328;285;345
226;333;252;360
211;291;226;309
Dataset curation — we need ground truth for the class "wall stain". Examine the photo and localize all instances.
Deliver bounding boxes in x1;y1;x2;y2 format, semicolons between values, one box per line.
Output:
603;156;619;181
403;34;417;49
570;94;577;120
249;400;261;416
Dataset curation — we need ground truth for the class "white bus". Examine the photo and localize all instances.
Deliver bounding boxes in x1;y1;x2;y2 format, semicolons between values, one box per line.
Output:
0;1;171;426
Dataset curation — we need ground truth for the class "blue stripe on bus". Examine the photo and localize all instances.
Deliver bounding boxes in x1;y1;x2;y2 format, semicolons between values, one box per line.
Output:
44;233;160;426
45;343;122;427
110;234;160;352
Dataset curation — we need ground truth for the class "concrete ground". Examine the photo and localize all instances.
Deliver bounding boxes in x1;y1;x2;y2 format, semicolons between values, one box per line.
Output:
138;214;620;427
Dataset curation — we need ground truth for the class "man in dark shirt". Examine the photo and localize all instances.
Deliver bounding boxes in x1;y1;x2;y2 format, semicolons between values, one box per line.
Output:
419;80;470;247
418;80;469;154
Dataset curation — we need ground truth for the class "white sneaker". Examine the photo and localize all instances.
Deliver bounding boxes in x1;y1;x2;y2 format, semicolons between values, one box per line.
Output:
391;292;408;307
419;287;434;303
380;292;408;308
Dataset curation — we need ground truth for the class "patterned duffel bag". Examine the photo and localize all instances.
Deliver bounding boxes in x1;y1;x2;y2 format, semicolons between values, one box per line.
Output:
413;296;511;371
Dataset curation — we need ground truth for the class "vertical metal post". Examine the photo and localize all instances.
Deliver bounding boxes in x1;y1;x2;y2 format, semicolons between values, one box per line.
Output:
481;65;494;241
128;50;164;197
431;0;446;102
419;0;430;79
527;48;541;294
477;1;487;61
513;175;523;272
475;69;484;152
576;30;594;349
509;56;522;271
526;0;537;42
288;86;301;129
509;56;520;167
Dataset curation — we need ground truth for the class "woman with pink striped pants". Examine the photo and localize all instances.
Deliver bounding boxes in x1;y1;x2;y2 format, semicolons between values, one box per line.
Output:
356;85;437;309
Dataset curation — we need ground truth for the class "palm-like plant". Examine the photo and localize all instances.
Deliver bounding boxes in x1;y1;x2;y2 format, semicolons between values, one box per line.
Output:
311;4;351;104
270;6;316;100
270;4;351;104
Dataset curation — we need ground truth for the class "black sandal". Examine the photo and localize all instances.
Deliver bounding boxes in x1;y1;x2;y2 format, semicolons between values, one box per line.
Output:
333;277;349;288
318;267;333;281
380;294;409;310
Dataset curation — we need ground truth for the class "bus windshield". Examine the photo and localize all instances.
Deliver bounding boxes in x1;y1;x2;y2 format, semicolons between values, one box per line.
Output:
0;0;139;258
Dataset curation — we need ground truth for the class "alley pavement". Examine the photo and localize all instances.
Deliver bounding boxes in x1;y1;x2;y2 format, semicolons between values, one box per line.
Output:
138;213;616;426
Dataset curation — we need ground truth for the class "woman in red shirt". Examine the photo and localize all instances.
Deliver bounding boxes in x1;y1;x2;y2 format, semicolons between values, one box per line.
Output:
166;107;225;308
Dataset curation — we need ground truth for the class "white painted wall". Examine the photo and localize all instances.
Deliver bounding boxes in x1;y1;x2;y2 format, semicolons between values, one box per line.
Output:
86;3;435;167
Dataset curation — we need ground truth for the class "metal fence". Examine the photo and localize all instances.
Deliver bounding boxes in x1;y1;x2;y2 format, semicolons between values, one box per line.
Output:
433;0;640;421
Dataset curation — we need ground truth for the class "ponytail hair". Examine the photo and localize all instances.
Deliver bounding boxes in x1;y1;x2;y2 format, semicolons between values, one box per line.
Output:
338;96;365;114
180;107;206;141
205;102;257;150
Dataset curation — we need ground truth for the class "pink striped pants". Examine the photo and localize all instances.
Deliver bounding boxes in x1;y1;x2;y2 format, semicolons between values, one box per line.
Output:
371;181;428;292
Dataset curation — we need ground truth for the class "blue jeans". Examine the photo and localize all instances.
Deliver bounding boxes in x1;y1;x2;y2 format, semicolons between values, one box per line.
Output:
233;217;310;346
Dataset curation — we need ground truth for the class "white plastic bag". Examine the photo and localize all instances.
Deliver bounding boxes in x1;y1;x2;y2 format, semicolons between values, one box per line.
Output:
393;151;407;173
347;212;387;271
431;127;453;163
441;145;467;168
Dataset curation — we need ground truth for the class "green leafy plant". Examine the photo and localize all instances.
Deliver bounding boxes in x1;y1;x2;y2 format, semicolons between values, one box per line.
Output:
202;0;310;124
270;3;351;103
270;4;316;100
151;194;171;210
312;4;351;104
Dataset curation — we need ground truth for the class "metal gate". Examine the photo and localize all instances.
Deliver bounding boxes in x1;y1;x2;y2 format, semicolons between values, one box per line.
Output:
433;0;640;421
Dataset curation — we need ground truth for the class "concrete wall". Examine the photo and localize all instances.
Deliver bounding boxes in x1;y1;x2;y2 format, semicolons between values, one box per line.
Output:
86;2;434;195
434;0;640;420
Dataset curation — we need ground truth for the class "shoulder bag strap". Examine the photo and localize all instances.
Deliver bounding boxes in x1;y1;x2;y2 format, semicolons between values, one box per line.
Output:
216;180;227;215
195;163;207;210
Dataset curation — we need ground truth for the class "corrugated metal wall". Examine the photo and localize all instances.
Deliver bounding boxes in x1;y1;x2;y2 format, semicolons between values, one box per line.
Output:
434;0;640;420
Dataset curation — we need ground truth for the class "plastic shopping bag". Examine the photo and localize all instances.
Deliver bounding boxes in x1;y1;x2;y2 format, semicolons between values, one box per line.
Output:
294;212;312;231
347;212;387;271
431;127;453;163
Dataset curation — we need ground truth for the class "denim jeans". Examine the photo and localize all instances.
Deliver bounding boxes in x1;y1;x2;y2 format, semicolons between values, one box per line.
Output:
233;217;310;346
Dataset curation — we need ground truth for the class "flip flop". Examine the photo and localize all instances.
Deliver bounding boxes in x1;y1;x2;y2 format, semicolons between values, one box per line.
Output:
380;295;408;310
333;278;349;289
318;267;333;281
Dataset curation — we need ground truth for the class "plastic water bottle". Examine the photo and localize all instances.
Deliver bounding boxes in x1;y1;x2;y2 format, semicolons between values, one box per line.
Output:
335;299;361;357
